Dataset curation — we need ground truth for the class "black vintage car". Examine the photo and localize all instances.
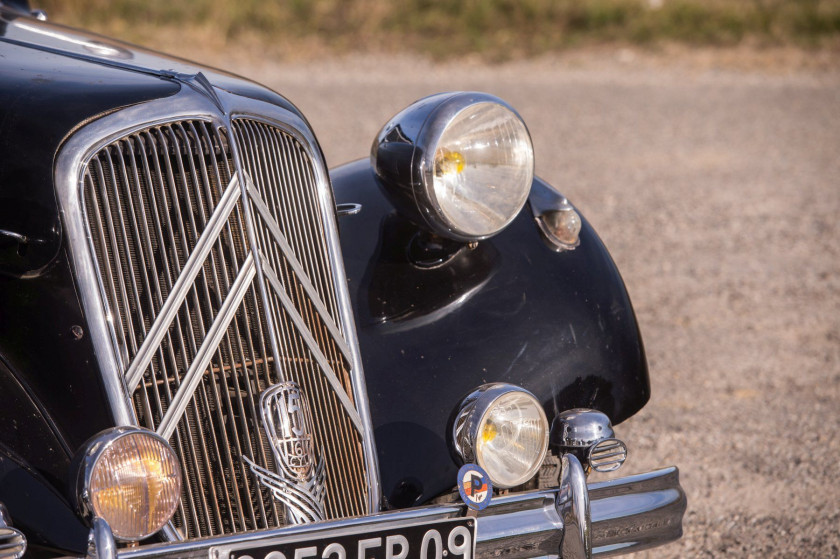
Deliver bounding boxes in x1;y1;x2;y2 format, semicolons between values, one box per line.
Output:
0;2;685;558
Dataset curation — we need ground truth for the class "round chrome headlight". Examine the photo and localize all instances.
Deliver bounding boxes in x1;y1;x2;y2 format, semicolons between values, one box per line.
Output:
73;427;182;541
372;92;534;242
452;383;549;488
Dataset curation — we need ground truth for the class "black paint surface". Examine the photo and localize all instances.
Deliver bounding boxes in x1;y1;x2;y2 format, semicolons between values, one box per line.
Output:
332;160;649;508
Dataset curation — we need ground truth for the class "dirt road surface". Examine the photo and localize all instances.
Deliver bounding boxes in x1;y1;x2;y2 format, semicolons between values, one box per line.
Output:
233;53;839;557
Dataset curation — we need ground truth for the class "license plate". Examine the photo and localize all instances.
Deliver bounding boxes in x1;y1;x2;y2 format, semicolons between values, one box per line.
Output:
213;518;476;559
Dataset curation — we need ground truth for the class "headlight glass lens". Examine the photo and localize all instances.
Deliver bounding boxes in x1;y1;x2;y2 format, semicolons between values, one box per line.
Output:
475;391;549;488
89;431;181;540
429;102;534;238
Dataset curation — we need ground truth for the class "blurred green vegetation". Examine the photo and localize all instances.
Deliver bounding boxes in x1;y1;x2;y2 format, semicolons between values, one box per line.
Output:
36;0;840;59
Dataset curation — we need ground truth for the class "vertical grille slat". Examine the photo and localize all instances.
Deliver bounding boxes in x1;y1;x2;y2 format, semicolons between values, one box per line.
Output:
256;125;349;392
182;121;275;530
134;132;223;533
234;119;369;520
81;117;369;540
141;128;225;534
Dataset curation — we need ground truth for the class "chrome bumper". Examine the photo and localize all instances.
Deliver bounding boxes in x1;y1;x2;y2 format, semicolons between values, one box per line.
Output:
97;464;684;559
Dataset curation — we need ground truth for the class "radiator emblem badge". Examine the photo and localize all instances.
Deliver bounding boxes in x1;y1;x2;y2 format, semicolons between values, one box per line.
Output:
243;381;326;524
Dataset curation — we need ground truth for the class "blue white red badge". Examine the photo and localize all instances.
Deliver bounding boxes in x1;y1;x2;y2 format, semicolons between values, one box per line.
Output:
457;463;493;510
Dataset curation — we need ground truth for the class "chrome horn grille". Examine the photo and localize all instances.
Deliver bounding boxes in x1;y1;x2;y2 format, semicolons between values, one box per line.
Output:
80;117;369;539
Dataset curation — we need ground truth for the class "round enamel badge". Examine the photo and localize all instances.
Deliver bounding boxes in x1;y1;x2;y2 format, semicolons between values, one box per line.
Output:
457;463;493;510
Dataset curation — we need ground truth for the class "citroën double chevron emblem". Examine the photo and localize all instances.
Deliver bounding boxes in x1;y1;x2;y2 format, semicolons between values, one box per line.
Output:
244;382;326;524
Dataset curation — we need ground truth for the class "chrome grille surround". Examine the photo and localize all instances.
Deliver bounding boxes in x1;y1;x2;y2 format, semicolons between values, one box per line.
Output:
55;86;380;541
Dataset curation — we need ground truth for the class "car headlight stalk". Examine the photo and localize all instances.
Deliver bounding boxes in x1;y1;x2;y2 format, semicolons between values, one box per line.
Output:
372;92;535;243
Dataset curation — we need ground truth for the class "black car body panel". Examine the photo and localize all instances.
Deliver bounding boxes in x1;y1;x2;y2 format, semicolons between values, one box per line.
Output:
0;36;183;556
0;4;660;556
0;43;180;280
331;161;649;508
0;442;88;554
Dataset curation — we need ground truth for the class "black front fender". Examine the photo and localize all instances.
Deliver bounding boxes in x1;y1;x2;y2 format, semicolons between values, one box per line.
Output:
331;159;649;509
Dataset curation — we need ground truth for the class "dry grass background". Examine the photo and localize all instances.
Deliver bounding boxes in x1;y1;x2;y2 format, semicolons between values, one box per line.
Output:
35;0;840;64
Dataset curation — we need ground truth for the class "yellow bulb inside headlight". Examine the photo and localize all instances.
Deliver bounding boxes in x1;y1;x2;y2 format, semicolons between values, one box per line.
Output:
481;420;498;444
83;429;182;541
435;149;466;176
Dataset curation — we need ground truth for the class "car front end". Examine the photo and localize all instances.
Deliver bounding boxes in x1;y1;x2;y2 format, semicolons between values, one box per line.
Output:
0;4;685;558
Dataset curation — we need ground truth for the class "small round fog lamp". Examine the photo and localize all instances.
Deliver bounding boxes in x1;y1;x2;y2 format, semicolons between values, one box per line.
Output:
452;384;549;488
74;427;181;541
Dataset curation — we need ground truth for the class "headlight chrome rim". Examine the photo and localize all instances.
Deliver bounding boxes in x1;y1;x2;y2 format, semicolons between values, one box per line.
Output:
452;383;549;489
372;92;535;242
417;97;534;240
73;426;182;541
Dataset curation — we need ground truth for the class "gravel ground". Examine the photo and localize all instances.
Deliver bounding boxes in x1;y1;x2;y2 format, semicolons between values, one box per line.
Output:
231;53;840;557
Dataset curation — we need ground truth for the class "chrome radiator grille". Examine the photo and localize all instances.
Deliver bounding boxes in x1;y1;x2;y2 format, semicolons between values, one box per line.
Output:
81;118;369;539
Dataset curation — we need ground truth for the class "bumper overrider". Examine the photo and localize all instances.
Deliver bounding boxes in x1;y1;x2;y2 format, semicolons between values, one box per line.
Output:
74;461;684;559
